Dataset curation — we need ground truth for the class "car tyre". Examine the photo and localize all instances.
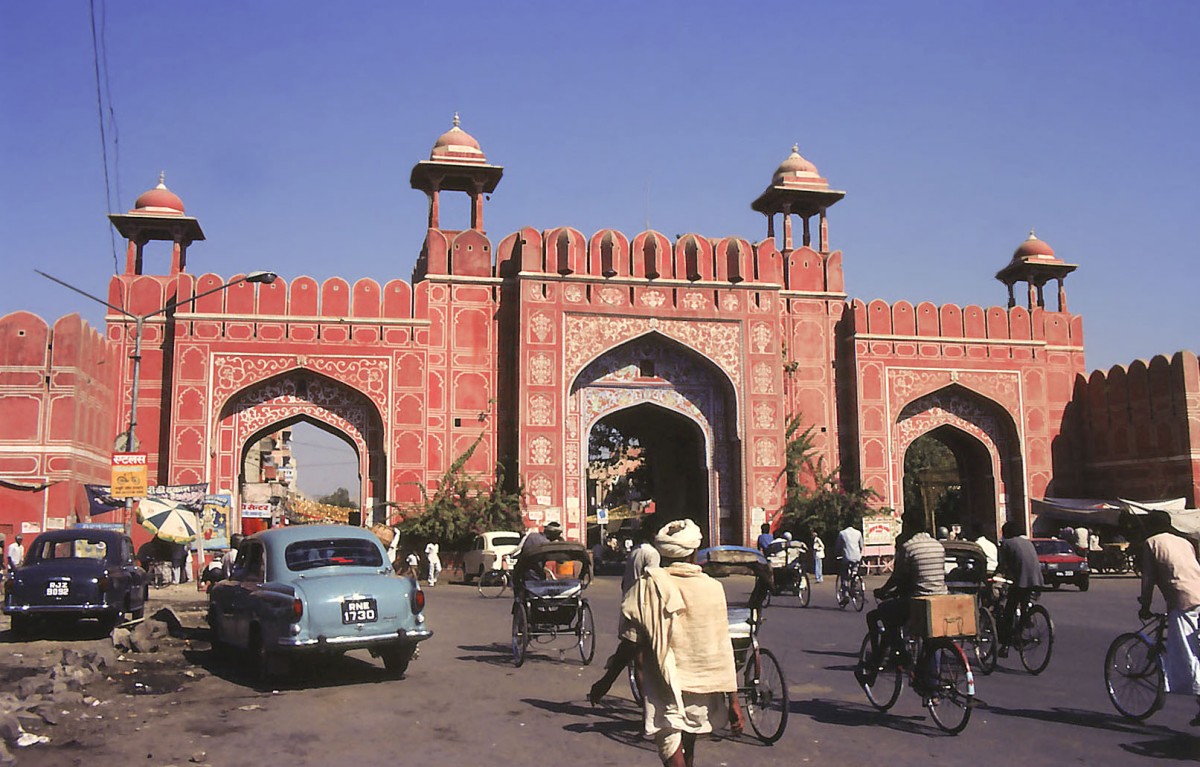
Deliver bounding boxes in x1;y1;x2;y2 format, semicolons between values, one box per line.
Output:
1078;576;1090;592
381;644;416;678
9;614;32;637
249;626;288;681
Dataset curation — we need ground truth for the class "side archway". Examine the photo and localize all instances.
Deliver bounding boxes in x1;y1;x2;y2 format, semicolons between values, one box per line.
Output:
894;384;1024;540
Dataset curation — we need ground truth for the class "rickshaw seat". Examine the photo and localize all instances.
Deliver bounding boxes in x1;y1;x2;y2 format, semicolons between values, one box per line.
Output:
727;607;754;641
522;579;582;599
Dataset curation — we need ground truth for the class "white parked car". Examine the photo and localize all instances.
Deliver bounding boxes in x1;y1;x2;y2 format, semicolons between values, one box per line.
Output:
462;531;522;582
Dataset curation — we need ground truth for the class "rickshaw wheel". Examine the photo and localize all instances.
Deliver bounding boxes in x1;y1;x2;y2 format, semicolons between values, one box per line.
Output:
743;647;789;743
973;605;998;674
577;600;596;665
797;572;811;607
511;602;529;667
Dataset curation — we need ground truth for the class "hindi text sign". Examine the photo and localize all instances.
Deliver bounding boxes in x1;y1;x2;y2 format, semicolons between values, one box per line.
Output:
110;453;148;499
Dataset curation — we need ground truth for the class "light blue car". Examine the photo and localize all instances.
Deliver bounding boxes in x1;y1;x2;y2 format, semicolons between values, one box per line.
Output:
207;524;431;678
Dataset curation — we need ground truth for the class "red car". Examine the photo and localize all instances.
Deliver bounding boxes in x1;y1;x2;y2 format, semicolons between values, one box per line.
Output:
1032;538;1090;591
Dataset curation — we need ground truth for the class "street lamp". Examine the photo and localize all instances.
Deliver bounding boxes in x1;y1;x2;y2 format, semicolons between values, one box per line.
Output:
36;269;277;525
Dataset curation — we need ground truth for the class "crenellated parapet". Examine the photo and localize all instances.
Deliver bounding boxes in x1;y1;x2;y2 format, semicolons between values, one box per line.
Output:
847;298;1084;358
1063;351;1200;504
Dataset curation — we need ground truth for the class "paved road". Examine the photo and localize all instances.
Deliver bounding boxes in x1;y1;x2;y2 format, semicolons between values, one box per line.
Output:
9;572;1200;765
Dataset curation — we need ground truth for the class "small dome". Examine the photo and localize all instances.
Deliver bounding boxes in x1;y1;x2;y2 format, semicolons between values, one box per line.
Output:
772;144;820;186
133;173;185;214
1013;229;1056;260
430;113;486;163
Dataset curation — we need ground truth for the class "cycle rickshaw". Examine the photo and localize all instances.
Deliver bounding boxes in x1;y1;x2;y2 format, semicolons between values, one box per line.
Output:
698;546;790;743
942;540;999;672
510;541;595;667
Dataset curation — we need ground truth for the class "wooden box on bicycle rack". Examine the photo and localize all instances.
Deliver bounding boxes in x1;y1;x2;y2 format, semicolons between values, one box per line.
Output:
909;594;977;638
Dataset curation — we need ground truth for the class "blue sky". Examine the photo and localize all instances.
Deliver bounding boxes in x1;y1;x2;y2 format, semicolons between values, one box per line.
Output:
2;1;1197;378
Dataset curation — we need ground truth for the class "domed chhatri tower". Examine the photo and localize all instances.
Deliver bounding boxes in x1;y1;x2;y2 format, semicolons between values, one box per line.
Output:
409;114;504;234
995;230;1078;311
108;173;205;275
751;144;846;252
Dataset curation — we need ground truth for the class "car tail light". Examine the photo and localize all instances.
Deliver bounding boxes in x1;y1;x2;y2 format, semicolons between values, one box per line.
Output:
411;588;425;614
292;598;304;620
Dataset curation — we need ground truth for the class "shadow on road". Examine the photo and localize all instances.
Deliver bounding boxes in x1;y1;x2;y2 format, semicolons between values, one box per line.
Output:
986;703;1200;759
183;639;403;692
791;697;952;737
455;642;521;666
526;696;655;753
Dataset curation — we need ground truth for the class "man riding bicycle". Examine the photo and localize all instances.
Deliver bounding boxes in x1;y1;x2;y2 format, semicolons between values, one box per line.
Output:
861;516;946;682
834;521;864;583
995;520;1044;655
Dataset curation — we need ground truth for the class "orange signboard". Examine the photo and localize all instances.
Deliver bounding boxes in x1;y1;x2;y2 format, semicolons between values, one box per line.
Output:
111;453;148;499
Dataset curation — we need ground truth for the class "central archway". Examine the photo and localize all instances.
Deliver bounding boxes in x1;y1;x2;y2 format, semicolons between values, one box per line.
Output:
212;370;386;529
570;332;741;546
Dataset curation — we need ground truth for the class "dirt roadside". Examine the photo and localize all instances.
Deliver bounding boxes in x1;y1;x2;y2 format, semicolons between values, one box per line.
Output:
1;584;234;766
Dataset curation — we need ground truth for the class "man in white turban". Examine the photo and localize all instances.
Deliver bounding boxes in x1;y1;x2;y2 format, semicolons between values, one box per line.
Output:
621;518;743;766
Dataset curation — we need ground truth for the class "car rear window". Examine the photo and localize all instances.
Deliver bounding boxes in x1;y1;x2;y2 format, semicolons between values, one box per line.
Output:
285;538;384;571
492;535;521;547
1034;540;1073;556
30;538;108;562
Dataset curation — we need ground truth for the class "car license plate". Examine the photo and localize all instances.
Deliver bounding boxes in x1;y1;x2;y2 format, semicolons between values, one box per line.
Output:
342;598;377;624
1061;570;1074;577
45;581;69;597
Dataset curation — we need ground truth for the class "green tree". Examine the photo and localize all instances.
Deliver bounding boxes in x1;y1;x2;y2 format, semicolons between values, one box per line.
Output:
395;429;525;549
777;413;883;540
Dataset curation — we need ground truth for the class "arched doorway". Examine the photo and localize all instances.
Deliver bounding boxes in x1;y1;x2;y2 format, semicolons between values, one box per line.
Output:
213;370;386;529
570;332;741;546
895;384;1023;541
588;403;710;539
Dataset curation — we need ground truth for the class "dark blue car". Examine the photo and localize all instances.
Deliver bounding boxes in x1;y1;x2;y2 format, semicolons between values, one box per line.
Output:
3;528;148;636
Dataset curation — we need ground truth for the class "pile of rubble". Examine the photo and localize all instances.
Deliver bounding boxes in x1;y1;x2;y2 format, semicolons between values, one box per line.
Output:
0;616;175;763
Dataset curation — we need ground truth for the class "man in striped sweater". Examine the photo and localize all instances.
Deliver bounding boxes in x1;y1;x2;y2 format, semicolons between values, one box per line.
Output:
860;516;947;681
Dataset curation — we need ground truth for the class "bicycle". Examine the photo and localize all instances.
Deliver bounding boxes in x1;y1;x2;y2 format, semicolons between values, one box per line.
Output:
1104;612;1167;720
836;559;866;612
479;553;515;598
977;577;1054;675
628;548;790;744
855;609;976;734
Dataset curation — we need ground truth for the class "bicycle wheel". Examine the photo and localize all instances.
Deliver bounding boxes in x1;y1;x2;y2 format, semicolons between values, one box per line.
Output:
1017;604;1054;675
836;576;849;608
627;660;644;706
577;601;596;665
1105;632;1165;720
743;647;789;744
478;569;508;598
925;640;974;734
850;575;866;612
797;572;811;608
857;633;903;711
511;602;529;667
973;606;998;675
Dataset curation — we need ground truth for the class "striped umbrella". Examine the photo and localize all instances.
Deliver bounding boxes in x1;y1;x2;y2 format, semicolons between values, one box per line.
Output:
137;498;199;544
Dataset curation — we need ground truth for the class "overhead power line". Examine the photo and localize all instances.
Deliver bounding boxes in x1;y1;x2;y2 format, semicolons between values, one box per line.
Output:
89;0;120;273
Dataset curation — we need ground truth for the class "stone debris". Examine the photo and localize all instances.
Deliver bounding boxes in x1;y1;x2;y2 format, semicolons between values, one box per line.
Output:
0;608;188;752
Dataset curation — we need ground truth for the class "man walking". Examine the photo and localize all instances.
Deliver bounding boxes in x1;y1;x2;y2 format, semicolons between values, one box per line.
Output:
622;519;743;766
5;534;24;573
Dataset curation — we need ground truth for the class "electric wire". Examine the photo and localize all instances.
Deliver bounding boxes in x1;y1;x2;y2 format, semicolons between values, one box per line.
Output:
89;0;119;273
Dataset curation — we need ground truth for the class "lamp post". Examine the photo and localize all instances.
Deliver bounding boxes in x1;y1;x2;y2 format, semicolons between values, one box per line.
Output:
36;270;278;528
